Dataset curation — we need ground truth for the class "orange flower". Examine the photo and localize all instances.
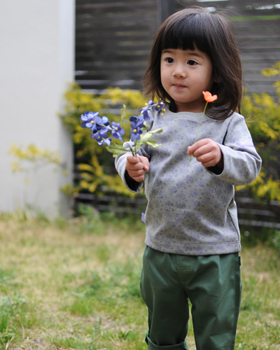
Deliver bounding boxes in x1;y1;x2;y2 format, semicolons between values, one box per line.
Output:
202;91;217;103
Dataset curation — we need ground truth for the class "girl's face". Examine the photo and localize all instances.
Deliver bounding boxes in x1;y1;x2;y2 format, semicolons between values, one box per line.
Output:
160;47;214;113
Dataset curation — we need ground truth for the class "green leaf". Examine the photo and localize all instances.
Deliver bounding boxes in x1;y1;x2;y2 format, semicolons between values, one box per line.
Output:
106;148;128;157
139;128;163;145
109;139;126;149
146;140;161;148
106;139;128;157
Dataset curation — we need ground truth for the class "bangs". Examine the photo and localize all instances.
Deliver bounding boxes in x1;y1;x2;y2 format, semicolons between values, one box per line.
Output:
160;12;212;55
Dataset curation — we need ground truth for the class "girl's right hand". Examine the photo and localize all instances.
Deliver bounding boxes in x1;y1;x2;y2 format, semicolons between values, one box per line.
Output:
126;155;149;182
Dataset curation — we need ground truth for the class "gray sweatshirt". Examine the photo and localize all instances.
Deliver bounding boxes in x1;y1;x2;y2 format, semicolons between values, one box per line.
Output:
115;106;262;255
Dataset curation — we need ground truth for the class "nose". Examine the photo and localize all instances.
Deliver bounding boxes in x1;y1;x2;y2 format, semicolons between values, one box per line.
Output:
173;63;186;78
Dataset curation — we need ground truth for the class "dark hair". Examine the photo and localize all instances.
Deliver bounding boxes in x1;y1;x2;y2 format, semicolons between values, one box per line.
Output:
143;7;242;120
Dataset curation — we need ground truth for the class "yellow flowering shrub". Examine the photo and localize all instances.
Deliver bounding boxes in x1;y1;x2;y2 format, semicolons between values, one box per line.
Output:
240;62;280;204
59;83;147;197
9;143;63;185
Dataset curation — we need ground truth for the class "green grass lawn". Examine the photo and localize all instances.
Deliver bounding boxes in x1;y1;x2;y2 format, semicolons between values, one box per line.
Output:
0;210;279;349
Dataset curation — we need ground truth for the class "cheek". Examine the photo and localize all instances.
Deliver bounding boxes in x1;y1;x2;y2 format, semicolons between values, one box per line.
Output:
160;76;169;94
160;69;166;86
160;67;170;84
196;70;213;90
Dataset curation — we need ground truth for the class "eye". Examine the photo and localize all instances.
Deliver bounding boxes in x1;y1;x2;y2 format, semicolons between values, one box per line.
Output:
188;60;198;66
165;57;174;64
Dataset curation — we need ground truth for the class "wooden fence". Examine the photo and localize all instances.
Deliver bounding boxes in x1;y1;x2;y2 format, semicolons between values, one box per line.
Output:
75;0;280;96
75;0;158;91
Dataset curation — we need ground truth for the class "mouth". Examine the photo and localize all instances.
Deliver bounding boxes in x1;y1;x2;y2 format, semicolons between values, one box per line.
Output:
173;84;186;88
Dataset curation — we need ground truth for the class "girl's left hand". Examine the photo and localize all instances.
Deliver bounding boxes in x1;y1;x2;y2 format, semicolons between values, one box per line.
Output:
187;138;222;168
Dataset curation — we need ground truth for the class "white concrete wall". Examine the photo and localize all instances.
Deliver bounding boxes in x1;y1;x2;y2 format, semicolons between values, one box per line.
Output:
0;0;75;216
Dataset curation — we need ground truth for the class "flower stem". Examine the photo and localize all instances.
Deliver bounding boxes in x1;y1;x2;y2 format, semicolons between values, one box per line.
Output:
194;102;208;144
128;144;135;156
188;101;208;164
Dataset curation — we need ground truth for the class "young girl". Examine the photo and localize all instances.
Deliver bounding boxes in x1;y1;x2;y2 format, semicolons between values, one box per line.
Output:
115;7;261;350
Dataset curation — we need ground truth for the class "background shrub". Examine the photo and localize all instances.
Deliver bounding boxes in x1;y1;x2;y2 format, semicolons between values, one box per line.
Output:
241;62;280;204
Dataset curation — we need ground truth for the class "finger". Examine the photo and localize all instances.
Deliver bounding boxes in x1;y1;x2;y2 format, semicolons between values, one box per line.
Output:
192;144;213;159
187;139;210;155
126;164;144;173
127;169;146;182
127;154;139;164
192;140;220;159
138;156;149;171
201;158;218;167
132;174;145;182
196;149;221;166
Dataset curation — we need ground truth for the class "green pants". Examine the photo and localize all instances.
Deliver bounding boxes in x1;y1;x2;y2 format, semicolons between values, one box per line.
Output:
140;246;242;350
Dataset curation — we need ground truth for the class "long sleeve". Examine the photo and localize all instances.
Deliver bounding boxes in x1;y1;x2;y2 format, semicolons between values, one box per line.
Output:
207;115;262;185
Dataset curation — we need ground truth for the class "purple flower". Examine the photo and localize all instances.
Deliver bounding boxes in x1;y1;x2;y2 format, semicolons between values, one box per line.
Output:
129;115;145;128
140;100;153;113
139;100;166;120
98;116;110;135
81;111;100;131
142;110;151;122
130;121;143;141
99;138;112;146
91;131;112;146
129;115;138;123
80;112;111;135
154;101;165;113
129;115;145;141
91;131;103;142
140;100;154;122
111;122;125;141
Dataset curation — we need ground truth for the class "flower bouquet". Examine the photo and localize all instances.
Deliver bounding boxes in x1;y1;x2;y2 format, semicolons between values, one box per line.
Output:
80;101;165;157
81;91;217;159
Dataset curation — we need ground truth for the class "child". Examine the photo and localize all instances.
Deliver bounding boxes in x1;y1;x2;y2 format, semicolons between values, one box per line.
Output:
115;7;262;350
